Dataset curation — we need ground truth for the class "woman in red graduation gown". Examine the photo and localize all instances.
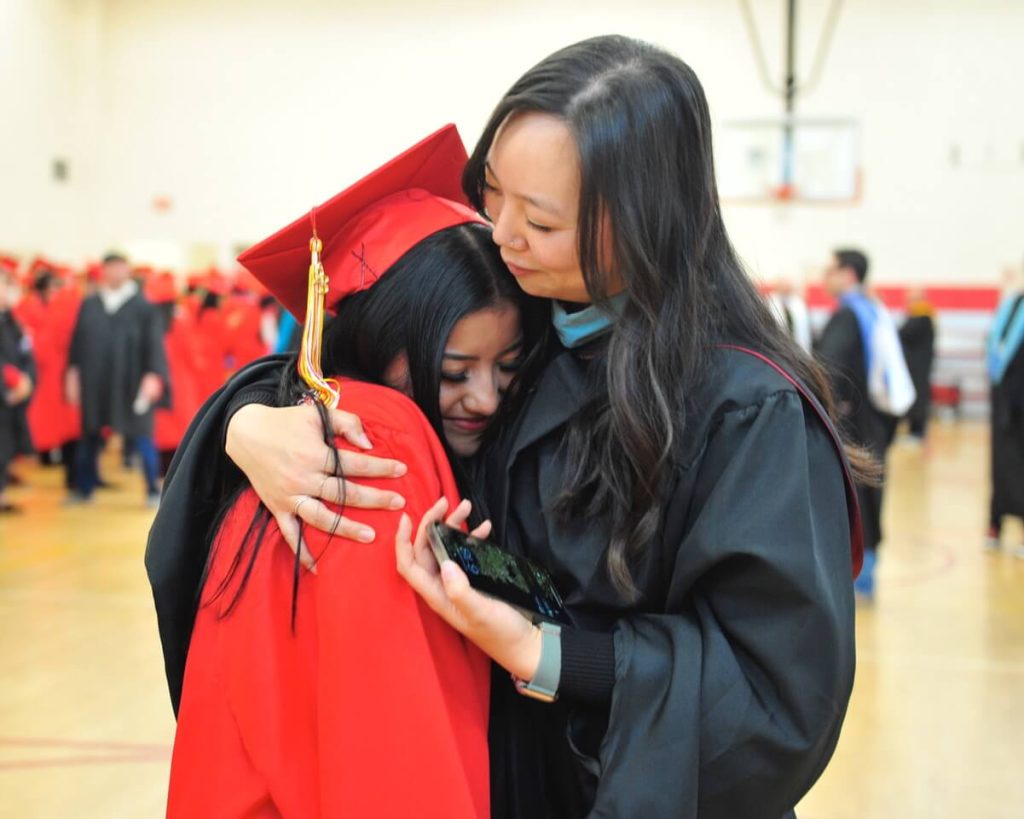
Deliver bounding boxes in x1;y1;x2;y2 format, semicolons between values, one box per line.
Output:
166;127;547;818
148;274;206;471
16;271;82;455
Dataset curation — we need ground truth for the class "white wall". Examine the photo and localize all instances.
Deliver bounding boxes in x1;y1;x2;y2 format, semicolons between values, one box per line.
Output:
2;0;1022;282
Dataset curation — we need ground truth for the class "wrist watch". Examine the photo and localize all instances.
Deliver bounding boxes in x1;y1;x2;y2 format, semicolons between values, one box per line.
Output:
512;622;562;703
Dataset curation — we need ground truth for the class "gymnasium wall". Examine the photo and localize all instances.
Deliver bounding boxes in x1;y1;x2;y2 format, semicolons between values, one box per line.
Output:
2;0;1022;285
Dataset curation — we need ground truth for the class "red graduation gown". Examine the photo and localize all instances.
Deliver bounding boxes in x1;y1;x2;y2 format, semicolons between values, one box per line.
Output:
16;289;82;452
155;308;206;453
168;380;490;819
222;295;269;373
195;308;231;399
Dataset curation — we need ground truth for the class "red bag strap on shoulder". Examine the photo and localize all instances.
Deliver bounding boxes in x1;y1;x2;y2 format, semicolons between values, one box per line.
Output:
719;344;864;578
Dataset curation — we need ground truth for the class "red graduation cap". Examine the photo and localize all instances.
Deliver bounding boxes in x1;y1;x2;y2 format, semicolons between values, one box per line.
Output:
146;272;178;304
237;124;485;321
0;255;19;276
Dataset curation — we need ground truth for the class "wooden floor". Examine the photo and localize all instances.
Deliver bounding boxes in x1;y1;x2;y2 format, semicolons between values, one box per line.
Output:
1;422;1022;818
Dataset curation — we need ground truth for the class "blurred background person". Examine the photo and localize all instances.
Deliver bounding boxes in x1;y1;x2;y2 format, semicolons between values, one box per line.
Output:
17;266;83;487
899;288;937;446
985;268;1024;556
0;264;35;514
769;276;813;353
816;248;907;599
147;272;207;476
65;252;169;507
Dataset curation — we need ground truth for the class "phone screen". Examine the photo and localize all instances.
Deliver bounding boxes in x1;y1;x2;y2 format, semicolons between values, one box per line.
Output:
428;523;572;626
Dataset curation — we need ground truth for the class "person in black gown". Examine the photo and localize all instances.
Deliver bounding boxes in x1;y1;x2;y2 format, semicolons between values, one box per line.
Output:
899;289;937;444
66;253;169;506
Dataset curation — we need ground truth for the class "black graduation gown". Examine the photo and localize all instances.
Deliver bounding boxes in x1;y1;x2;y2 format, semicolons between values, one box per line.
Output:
816;306;893;552
898;314;936;430
0;309;37;469
990;296;1024;524
68;290;170;438
145;355;289;713
486;345;856;818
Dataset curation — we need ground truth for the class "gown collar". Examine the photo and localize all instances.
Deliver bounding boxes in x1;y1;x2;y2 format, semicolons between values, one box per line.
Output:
551;292;628;349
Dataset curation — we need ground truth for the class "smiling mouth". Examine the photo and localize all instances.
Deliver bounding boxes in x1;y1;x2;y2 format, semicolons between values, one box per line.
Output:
445;417;490;433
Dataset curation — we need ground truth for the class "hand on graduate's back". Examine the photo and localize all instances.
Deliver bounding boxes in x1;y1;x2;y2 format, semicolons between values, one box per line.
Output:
226;402;409;570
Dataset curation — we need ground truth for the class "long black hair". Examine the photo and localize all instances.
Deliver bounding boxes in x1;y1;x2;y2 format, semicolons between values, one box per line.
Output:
463;35;876;601
205;222;549;621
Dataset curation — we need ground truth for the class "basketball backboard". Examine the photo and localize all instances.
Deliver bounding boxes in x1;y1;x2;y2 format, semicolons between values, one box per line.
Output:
716;117;861;204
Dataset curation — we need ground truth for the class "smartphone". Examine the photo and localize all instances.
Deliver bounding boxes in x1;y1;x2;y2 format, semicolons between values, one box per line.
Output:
427;522;572;627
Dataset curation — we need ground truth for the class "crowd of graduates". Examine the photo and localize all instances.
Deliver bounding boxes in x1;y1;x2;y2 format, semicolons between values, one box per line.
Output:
0;252;294;513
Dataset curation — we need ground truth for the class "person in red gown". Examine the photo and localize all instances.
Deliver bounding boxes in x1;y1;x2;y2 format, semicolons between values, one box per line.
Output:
17;269;82;459
166;126;547;818
148;273;206;474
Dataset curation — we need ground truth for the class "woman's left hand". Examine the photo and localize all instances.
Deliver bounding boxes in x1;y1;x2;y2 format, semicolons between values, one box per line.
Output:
396;498;543;682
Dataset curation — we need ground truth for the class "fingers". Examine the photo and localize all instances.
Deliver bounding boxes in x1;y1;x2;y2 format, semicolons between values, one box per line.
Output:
440;559;472;599
438;560;493;632
444;499;473;530
470;520;493;540
295;497;376;543
273;512;317;574
395;513;415;576
328;409;373;450
414;497;450;548
321;477;405;511
335;449;407;479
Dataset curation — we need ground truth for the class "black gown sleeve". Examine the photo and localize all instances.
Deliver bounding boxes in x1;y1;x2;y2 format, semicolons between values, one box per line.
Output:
558;628;615;706
145;354;289;715
589;389;855;818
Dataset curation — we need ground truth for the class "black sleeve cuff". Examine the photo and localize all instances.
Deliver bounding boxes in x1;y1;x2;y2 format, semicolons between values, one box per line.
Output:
221;386;280;448
559;627;616;707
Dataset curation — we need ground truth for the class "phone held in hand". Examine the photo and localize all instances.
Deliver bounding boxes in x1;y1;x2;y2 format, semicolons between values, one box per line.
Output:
427;523;572;627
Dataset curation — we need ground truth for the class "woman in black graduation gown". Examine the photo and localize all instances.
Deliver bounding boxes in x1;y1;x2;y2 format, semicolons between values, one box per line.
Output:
148;36;872;819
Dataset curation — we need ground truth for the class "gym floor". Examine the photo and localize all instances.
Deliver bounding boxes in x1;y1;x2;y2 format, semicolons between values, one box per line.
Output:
1;420;1022;818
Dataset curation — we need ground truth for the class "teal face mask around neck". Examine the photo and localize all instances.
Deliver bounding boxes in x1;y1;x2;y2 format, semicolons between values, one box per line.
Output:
551;292;628;349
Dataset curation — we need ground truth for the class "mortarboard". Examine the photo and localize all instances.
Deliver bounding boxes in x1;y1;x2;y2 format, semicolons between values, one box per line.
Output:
237;124;484;320
0;255;19;276
146;272;178;304
237;124;486;407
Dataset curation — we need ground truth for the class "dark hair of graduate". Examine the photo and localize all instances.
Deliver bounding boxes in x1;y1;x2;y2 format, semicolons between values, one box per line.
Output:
204;222;550;624
464;34;878;601
834;248;869;283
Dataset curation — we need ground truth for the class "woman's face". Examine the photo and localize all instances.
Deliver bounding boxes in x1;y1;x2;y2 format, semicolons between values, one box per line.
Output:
385;302;524;457
483;113;591;305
